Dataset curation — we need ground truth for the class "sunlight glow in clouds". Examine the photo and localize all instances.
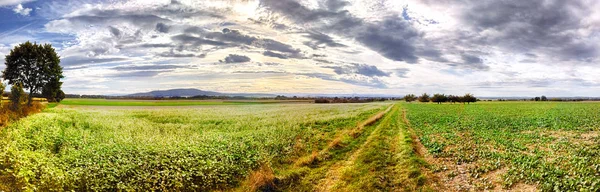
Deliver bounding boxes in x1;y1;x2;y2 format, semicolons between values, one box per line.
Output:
0;0;598;96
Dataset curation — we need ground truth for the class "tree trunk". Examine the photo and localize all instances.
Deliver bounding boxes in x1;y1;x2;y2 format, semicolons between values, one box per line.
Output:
28;94;33;106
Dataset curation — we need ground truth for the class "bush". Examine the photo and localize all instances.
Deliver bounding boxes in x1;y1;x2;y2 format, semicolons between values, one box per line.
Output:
9;82;27;111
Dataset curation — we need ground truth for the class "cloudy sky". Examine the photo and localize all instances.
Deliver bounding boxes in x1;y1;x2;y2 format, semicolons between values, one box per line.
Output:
0;0;599;96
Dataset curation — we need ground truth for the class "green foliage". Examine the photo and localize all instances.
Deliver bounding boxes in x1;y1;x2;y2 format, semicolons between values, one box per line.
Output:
431;93;448;104
404;94;417;102
9;82;27;111
0;81;5;107
405;102;600;191
3;41;63;105
0;103;388;191
418;93;430;102
42;78;64;102
461;93;477;103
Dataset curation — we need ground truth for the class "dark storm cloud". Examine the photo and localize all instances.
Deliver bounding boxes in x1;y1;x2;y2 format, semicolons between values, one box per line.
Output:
461;54;483;65
138;43;173;48
178;27;304;58
107;71;164;78
314;59;333;64
155;23;170;33
459;0;599;62
61;56;129;67
394;68;410;78
157;51;206;58
325;63;391;77
171;34;228;46
260;0;424;64
446;54;489;70
323;0;350;11
302;31;346;49
65;10;170;28
108;26;121;38
222;54;251;63
263;51;288;59
112;64;189;71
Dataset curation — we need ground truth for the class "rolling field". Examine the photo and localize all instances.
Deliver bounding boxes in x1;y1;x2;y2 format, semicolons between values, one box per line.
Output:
60;98;312;106
0;101;599;191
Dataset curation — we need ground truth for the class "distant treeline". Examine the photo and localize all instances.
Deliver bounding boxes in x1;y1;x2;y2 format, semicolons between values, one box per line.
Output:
497;96;600;102
314;97;389;103
403;93;478;104
65;94;394;103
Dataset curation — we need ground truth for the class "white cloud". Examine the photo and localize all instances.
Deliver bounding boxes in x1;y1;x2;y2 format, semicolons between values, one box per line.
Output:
0;0;33;6
17;0;599;96
13;3;32;16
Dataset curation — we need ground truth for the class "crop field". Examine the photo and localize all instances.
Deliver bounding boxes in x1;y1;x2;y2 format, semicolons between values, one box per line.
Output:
405;102;600;191
59;98;312;106
1;101;599;191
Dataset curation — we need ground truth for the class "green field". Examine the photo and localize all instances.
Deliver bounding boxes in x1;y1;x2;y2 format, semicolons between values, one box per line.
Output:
1;101;599;191
405;102;600;191
60;98;311;106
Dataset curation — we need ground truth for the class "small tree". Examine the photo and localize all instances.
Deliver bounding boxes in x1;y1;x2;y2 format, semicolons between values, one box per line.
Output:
418;93;430;102
9;82;27;111
541;95;548;101
448;95;460;104
56;90;65;102
534;97;540;101
431;93;448;104
0;81;5;108
3;42;63;106
462;93;477;104
42;78;63;102
404;94;417;102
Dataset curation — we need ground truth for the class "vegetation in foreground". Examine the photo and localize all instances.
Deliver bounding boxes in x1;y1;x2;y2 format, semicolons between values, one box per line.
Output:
59;98;312;106
0;103;389;191
405;102;600;191
1;101;599;191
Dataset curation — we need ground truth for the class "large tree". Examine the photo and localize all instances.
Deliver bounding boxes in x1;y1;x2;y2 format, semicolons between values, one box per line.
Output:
431;93;448;104
418;93;430;102
3;42;63;105
462;93;477;104
404;94;417;102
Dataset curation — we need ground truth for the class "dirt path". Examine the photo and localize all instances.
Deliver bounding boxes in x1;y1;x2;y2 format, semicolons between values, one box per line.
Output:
401;109;445;190
316;105;395;191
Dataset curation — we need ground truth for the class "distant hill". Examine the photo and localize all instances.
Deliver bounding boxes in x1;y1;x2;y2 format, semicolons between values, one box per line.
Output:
126;88;276;98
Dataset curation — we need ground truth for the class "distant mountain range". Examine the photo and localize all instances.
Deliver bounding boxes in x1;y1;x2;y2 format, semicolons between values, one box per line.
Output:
126;88;276;98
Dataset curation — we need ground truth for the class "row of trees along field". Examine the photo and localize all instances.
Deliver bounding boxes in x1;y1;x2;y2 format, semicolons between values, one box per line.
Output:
3;41;64;105
403;93;477;104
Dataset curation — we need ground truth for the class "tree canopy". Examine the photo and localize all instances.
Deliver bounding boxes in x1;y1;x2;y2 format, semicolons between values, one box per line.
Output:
3;41;63;105
418;93;430;102
404;94;417;102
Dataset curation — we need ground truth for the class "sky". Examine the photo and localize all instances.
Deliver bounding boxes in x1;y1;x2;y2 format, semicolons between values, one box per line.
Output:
0;0;599;96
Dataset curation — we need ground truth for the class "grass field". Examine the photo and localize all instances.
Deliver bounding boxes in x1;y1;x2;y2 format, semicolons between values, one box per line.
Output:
0;101;599;191
60;98;312;106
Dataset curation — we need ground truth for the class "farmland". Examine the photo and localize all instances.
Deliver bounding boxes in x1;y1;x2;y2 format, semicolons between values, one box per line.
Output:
0;101;599;191
405;102;600;191
60;98;312;106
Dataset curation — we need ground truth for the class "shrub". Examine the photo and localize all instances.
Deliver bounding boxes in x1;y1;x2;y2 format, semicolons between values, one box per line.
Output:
9;82;27;112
